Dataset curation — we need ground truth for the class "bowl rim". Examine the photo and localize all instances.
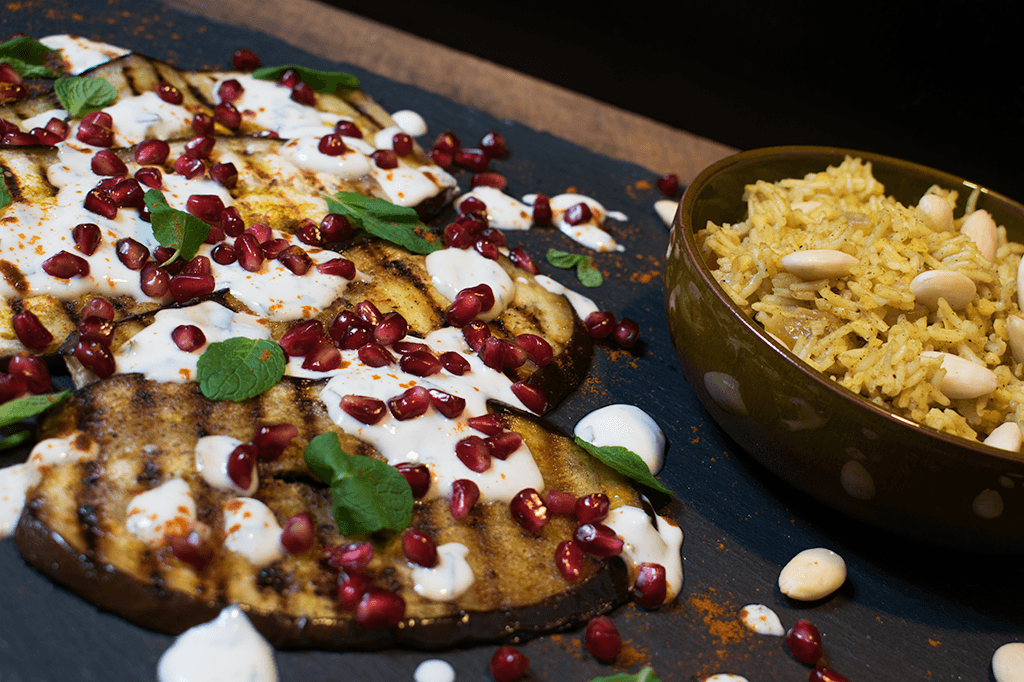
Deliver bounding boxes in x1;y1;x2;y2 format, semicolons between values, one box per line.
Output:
675;144;1024;467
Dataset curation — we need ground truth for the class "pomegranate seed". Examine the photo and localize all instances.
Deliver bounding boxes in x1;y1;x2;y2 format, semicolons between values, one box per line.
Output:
786;619;823;665
449;479;479;520
318;133;347;156
555;540;584;581
402;529;438;568
574;523;624;557
613;318;641;348
234;233;264;272
232;49;261;70
278;245;313;275
0;373;27;403
395;463;431;498
338;323;372;350
169;273;216;303
109;178;143;208
252;423;298;461
180;259;208;282
355;588;405;630
30;127;62;146
91;150;127;176
373;312;408;345
470;172;506;190
354;300;381;326
478;337;504;371
513;334;552;367
301;339;342;372
320;213;354;242
467;413;505;436
341;394;387;425
155;81;183;105
585;311;617;339
473;238;500;260
68;223;100;257
76;112;114;147
42;250;89;278
479;228;506;249
510;381;547;414
388;386;431;421
140;263;170;298
358;342;394;367
326;541;374;572
462;283;494;312
392;132;413;156
279;320;325;357
1;131;34;145
458;214;488;234
135;167;163;189
485;432;521;460
336;571;371;611
7;354;51;394
280;513;315;554
247;223;272;243
214;102;241;129
227;443;257;490
0;63;22;85
73;339;115;377
78;317;114;346
186;194;225;225
433;131;460;155
565;202;594;226
501;341;528;369
462;320;490;352
458;196;488;215
427;388;466;419
290;82;316;105
809;667;852;682
171;324;206;352
44;117;69;140
81;297;114;320
400;350;442;377
631;562;667;609
371;149;398;169
490;646;529;682
191;113;214;136
115;238;149;270
392;341;431;355
585;616;621;663
445;291;482;327
575;493;610;524
480;131;508;158
532;194;552;225
294;219;321;247
217;79;244;103
443;222;472;249
209;162;238;189
203;224;225;244
454;148;488;172
84;188;117;219
184;135;216;159
334;120;362;138
0;118;16;135
221;207;245;236
657;173;680;196
428;149;452;169
280;69;300;88
544;489;577;515
456;435;491;473
260;238;289;260
168;525;214;570
211;243;236;267
439;351;470;375
510;488;549;534
174;154;205;179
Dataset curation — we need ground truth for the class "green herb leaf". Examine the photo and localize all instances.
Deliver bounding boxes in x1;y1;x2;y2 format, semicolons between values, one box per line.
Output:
590;667;662;682
326;191;440;254
0;175;11;211
144;189;211;263
0;36;57;78
53;76;117;118
546;248;603;287
0;390;71;428
304;433;413;535
196;338;286;402
575;437;671;494
0;430;32;450
251;64;360;92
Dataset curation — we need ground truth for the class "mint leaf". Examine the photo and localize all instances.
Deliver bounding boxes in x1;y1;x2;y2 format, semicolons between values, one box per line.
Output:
326;191;440;254
196;338;285;402
0;36;57;78
0;391;70;428
546;248;603;287
575;437;671;494
251;64;360;92
144;189;211;263
591;667;662;682
0;175;11;211
53;76;117;118
304;433;413;535
0;430;32;450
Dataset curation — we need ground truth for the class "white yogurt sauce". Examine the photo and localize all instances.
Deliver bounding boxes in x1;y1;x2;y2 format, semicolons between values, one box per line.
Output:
39;34;130;75
0;433;99;537
126;478;197;545
390;110;428;137
281;136;373;178
373;125;405;150
115;302;271;382
215;75;341;139
372;161;456;208
654;199;678;227
98;91;194;146
195;435;256;494
574;404;666;474
704;675;749;682
604;505;684;602
455;188;532;231
157;605;278;682
414;659;456;682
993;642;1024;682
223;497;284;567
738;604;784;636
425;247;516;322
410;542;474;601
524;193;626;252
531;275;599;320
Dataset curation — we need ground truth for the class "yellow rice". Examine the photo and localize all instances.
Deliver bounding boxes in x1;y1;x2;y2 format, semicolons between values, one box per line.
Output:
697;156;1024;445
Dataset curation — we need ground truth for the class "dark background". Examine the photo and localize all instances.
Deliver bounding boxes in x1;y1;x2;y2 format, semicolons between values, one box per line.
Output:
320;0;1023;199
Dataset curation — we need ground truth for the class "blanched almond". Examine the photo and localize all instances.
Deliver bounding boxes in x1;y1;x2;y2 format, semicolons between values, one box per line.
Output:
780;249;857;280
983;422;1022;452
961;209;997;261
908;270;976;310
918;193;953;232
1008;315;1024;364
921;351;998;399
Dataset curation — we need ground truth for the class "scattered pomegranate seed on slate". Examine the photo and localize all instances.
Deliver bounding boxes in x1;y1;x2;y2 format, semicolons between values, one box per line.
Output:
657;173;680;196
786;619;824;665
631;562;667;609
809;666;852;682
585;616;622;662
480;131;507;158
490;645;530;682
232;49;261;70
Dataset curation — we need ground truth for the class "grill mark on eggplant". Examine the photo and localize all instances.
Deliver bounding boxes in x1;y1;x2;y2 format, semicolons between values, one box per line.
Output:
122;62;143;96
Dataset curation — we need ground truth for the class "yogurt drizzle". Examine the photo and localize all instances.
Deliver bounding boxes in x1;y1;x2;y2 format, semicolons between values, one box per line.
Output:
157;605;278;682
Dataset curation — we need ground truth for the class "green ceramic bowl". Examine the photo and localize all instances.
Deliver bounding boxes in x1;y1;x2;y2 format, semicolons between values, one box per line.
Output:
664;146;1024;553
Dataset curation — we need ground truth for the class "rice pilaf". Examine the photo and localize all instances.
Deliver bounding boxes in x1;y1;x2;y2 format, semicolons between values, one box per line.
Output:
697;156;1024;446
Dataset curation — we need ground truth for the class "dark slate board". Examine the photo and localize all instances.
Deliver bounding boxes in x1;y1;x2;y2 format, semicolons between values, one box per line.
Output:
0;2;1020;681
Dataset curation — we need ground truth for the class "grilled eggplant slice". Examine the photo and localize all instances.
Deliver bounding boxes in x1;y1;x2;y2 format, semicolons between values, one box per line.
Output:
15;375;636;649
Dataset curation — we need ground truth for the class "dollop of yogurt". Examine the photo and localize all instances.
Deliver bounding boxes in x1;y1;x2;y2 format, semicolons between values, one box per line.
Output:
157;605;277;682
411;542;475;601
39;34;130;75
390;110;428;137
195;435;255;494
524;193;626;252
738;604;785;636
126;478;197;545
604;505;684;602
574;404;666;474
223;498;285;567
455;188;532;230
425;247;516;322
531;275;598;320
